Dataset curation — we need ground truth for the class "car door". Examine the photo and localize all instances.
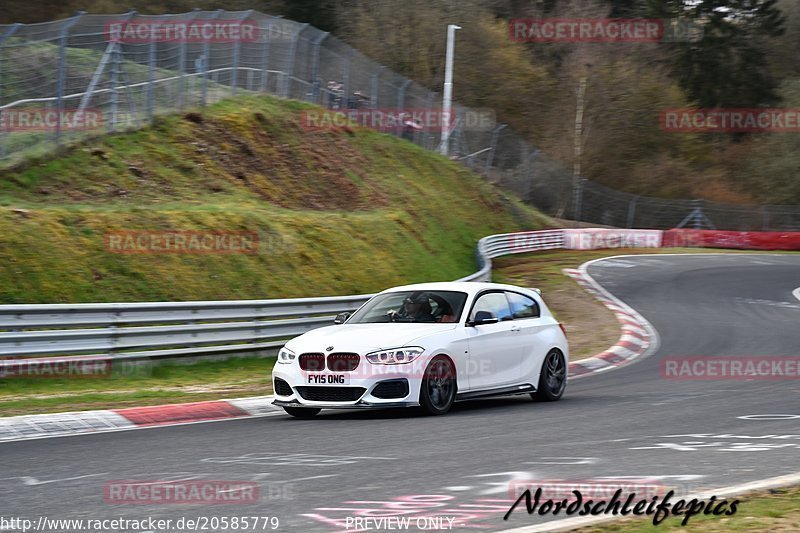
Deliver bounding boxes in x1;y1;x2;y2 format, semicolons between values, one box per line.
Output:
505;291;550;385
464;291;522;390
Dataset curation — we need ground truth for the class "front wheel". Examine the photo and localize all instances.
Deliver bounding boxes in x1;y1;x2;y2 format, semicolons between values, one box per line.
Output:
419;356;457;415
283;406;321;418
532;349;567;402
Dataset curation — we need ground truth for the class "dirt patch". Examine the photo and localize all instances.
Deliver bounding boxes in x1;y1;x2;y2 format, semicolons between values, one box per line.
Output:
185;115;388;211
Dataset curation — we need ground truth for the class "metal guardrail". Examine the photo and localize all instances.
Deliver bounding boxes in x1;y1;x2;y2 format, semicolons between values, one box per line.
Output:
0;230;565;373
456;230;564;282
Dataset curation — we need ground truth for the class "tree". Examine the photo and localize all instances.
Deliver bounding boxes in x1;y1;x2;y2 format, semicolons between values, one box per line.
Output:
648;0;786;107
281;0;339;32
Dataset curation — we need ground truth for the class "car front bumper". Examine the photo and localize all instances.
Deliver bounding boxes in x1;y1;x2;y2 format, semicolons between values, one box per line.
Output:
272;360;427;409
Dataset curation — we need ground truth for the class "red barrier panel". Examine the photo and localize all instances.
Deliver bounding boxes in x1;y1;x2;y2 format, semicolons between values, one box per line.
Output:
663;229;800;251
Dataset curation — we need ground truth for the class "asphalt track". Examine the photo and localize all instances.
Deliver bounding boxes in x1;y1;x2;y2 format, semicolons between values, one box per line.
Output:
2;254;800;532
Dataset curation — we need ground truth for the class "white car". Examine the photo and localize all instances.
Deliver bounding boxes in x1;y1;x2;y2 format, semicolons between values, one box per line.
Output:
272;282;568;417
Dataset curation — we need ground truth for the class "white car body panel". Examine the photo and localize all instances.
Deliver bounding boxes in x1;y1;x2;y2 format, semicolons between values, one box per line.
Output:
272;281;569;411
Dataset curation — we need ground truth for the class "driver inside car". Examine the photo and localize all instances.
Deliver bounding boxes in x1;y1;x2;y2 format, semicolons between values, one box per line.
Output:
387;293;436;322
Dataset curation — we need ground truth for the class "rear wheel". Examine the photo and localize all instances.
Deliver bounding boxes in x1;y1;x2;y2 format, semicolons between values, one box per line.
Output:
283;406;321;418
419;356;457;415
532;349;566;402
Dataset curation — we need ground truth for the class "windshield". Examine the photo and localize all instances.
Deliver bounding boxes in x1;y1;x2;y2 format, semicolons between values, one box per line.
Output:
347;290;468;324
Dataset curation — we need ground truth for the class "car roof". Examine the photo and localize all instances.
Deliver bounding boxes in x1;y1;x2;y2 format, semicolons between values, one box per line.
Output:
379;281;538;297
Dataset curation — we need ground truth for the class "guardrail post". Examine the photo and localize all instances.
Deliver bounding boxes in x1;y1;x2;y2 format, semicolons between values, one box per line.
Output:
178;10;200;109
524;149;540;202
678;200;715;229
574;178;586;223
259;16;277;93
694;200;704;230
449;115;463;152
309;32;329;103
341;48;352;105
109;40;119;132
485;123;506;171
626;196;639;229
79;11;135;132
54;12;85;145
424;91;436;150
0;23;21;160
692;200;699;229
146;18;161;120
201;10;224;107
370;66;386;109
109;12;137;133
396;79;412;110
283;23;308;98
109;324;118;360
231;10;253;96
0;24;20;103
395;80;414;138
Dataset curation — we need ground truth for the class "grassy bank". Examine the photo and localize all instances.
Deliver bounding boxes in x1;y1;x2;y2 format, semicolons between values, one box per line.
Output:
0;94;549;303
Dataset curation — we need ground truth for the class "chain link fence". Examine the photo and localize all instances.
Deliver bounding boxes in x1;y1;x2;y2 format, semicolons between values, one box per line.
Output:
1;10;799;231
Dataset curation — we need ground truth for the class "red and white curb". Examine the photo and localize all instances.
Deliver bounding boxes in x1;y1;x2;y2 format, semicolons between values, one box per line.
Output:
564;258;660;379
0;396;280;443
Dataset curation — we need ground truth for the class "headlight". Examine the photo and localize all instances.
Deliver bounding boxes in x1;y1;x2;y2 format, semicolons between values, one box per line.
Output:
277;347;296;364
366;346;424;365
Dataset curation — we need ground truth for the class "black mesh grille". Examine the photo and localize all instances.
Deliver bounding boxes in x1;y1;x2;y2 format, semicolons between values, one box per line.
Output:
371;379;409;399
273;377;293;396
295;386;366;402
327;353;360;372
299;353;325;371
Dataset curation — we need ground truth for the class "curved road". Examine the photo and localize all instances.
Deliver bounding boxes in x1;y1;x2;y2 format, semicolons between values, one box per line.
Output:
2;254;799;532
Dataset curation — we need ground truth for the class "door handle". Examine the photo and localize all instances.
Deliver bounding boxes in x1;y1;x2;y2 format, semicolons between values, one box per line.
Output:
510;325;521;332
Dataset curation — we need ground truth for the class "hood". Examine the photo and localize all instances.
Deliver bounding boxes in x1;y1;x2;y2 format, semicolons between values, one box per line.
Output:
286;323;457;354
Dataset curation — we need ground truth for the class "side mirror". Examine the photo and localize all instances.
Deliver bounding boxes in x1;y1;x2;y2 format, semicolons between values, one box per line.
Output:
468;310;499;327
334;312;351;324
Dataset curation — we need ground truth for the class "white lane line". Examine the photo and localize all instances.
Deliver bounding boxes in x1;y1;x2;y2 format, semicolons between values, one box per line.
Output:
0;473;108;486
793;287;800;303
738;414;800;421
496;470;800;533
274;474;339;483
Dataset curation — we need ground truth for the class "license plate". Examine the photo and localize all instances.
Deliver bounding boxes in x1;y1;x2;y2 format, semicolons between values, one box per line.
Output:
306;374;349;385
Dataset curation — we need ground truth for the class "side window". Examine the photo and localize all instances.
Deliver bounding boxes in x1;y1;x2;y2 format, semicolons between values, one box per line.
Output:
506;292;540;319
470;292;513;321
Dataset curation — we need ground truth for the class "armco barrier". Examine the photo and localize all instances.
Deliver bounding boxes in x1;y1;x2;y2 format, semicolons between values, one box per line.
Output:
0;227;797;375
0;230;564;374
663;229;800;251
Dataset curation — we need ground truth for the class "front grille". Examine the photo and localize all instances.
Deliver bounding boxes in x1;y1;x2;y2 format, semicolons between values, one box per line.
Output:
327;353;360;372
371;379;409;399
274;377;293;396
299;353;325;371
295;386;366;402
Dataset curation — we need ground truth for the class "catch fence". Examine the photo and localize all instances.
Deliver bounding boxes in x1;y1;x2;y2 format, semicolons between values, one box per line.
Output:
1;11;799;230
